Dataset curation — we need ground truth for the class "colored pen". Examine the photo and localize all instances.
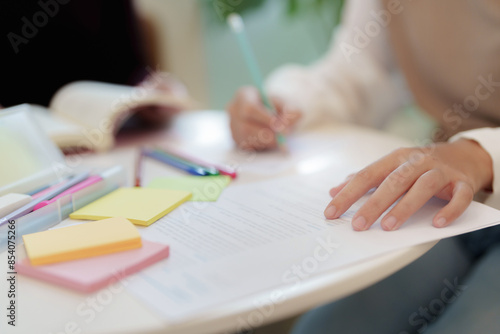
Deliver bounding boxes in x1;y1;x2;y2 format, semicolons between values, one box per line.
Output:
142;148;209;176
152;148;219;176
33;176;98;211
0;172;90;226
135;149;144;187
31;166;122;211
31;178;70;199
26;184;50;196
156;146;237;179
228;13;287;151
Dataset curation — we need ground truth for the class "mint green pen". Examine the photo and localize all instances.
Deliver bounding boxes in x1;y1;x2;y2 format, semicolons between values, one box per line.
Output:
227;13;287;151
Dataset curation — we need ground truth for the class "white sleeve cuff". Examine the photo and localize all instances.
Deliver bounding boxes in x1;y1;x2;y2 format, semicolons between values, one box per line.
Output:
450;127;500;193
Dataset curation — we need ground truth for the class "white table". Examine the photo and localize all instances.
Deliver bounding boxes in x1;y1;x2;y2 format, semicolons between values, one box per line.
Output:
1;110;436;334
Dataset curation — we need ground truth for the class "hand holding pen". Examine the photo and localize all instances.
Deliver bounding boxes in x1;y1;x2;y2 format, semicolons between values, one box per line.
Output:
227;14;302;151
227;86;302;151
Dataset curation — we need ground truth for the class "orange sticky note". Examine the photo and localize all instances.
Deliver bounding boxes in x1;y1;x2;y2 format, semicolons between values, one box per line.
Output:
23;217;141;265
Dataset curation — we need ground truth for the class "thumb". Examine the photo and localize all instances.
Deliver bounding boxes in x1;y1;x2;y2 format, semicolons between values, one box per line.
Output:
268;96;302;133
281;106;302;134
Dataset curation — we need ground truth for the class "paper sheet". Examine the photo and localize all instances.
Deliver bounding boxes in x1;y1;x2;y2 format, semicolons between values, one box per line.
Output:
126;170;500;321
147;175;231;201
70;187;192;226
228;132;346;175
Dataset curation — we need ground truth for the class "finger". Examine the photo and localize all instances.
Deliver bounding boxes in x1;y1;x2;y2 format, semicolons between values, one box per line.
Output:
324;153;404;220
267;100;302;134
270;96;285;114
329;175;355;197
380;169;449;231
233;122;277;151
281;108;302;134
433;181;474;228
329;182;349;198
353;161;430;230
237;87;275;126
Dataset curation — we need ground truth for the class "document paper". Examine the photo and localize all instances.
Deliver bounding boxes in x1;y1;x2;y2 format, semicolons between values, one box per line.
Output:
126;170;500;322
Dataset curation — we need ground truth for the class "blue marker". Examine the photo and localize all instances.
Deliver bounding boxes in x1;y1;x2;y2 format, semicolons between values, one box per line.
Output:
142;148;209;176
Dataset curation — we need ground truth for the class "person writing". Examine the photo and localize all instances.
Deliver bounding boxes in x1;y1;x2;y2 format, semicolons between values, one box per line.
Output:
227;0;500;332
1;0;188;126
227;0;499;232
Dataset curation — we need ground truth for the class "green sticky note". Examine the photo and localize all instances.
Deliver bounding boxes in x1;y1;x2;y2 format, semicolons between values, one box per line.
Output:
147;175;231;202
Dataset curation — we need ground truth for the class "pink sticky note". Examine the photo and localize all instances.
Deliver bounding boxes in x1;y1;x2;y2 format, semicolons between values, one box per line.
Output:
16;240;169;293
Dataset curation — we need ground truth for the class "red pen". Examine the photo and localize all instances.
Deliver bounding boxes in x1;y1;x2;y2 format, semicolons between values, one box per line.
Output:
135;149;144;187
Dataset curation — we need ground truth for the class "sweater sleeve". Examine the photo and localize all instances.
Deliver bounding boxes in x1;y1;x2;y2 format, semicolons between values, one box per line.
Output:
265;0;412;131
450;127;500;193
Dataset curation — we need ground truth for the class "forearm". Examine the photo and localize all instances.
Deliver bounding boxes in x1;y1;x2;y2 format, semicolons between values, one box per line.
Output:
265;0;411;130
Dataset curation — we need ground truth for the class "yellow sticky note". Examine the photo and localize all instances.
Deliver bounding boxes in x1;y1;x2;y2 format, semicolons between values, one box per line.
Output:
23;217;141;266
147;175;231;201
70;187;191;226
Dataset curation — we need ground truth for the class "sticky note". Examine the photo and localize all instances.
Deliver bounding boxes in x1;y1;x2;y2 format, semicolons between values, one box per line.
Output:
147;175;231;201
17;240;168;293
69;187;191;226
0;193;32;217
23;217;141;265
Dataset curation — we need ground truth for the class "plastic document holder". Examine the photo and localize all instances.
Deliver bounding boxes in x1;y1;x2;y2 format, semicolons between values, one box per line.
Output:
0;105;125;252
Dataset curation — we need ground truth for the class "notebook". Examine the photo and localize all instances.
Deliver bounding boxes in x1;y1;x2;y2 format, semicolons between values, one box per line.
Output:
23;217;141;265
17;240;169;293
69;187;192;226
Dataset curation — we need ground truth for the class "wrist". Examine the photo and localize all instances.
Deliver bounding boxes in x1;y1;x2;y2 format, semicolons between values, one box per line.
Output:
453;139;493;191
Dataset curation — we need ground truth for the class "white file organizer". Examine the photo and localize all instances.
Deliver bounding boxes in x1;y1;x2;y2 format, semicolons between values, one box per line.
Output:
0;105;125;251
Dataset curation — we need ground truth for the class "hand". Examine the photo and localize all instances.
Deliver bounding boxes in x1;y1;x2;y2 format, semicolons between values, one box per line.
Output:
132;71;190;127
128;105;179;128
324;139;493;231
227;86;302;150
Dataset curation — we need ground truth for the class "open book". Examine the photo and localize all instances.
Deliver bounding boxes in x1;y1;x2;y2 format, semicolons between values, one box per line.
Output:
30;81;195;152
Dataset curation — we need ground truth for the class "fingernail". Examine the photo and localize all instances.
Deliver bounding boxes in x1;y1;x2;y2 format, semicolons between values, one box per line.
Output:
383;216;398;231
352;216;367;230
324;205;337;219
435;217;447;227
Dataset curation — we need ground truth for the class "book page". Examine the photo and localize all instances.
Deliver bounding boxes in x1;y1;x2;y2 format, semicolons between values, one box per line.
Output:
126;170;500;322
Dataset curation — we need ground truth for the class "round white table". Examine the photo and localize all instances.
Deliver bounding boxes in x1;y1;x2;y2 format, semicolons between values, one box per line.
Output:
1;110;436;334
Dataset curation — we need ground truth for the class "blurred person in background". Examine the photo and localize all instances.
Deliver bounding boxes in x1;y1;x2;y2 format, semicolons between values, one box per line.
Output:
0;0;188;126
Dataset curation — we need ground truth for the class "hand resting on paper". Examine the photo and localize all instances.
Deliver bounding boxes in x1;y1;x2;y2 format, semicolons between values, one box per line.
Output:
227;86;302;150
324;139;493;231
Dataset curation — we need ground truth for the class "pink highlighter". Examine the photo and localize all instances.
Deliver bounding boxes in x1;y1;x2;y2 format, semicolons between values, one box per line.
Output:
33;175;102;211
